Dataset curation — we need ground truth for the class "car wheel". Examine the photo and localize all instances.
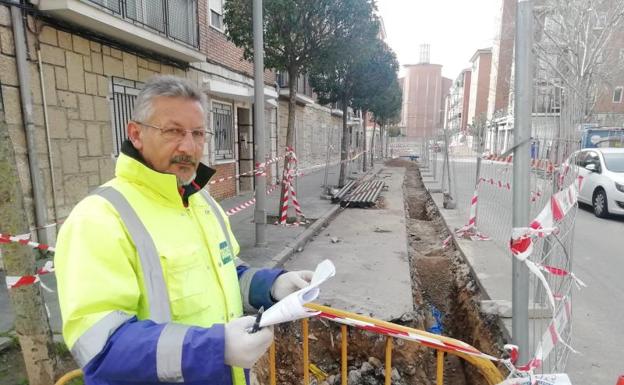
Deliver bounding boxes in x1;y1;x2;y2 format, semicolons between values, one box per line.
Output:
593;189;609;218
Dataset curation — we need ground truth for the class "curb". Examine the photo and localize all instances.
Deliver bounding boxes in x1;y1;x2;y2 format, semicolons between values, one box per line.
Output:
269;165;384;268
269;205;342;268
424;187;512;342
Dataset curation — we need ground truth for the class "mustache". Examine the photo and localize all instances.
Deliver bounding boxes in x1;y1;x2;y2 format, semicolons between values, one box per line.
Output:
170;155;198;166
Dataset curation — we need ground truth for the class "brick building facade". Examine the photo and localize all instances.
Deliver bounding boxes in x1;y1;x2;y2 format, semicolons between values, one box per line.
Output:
400;63;444;139
466;48;492;129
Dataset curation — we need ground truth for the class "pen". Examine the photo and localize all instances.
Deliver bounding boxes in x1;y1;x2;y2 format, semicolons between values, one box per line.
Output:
250;306;264;333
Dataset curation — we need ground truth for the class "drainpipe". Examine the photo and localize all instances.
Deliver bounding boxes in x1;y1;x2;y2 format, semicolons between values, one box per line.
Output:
38;50;59;224
11;3;49;244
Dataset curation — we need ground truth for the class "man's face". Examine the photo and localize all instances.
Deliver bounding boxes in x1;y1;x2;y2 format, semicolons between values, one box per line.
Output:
128;96;206;185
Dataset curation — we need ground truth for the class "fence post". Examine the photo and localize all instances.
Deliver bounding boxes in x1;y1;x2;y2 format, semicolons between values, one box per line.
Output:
436;350;445;385
302;318;310;385
512;0;533;364
341;325;348;385
384;337;393;385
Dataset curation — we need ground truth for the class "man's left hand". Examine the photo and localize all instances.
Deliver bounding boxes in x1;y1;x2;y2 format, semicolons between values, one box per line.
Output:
271;271;314;301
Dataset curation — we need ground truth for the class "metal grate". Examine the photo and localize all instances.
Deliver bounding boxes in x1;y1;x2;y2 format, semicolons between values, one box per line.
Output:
213;102;234;160
83;0;198;47
110;77;144;156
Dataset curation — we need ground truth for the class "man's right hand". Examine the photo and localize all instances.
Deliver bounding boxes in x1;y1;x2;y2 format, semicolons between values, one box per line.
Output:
224;316;274;368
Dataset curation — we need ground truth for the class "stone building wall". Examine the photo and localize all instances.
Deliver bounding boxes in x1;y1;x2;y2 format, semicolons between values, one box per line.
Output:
277;101;345;172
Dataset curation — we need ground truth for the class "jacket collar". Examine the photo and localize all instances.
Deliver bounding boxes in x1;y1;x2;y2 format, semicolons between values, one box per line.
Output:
117;140;216;205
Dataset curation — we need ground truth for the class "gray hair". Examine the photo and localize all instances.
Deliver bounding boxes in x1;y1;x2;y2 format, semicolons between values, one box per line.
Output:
132;75;207;122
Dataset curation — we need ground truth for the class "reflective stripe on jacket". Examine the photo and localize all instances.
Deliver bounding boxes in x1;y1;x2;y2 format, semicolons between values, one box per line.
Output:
55;149;283;385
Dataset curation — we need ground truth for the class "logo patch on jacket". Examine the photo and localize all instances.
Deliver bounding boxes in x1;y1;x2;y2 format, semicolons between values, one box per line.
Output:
219;241;233;265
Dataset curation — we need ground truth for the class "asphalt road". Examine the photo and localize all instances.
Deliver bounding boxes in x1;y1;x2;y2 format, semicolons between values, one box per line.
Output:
567;207;624;384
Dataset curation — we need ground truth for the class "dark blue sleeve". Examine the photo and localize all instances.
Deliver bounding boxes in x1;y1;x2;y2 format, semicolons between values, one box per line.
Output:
237;265;249;279
249;268;285;310
83;318;227;383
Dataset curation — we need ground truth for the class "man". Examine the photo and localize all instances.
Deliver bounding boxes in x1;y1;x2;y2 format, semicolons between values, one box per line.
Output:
55;75;313;385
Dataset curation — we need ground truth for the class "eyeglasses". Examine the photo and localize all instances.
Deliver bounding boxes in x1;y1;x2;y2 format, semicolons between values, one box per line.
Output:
134;121;213;143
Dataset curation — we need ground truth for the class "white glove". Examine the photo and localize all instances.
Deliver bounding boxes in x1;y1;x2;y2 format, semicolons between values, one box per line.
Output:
224;316;274;368
271;270;314;301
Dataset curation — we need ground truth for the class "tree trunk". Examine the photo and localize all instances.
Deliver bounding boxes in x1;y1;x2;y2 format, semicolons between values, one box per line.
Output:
379;124;387;159
0;122;57;385
362;109;367;172
338;98;349;187
278;66;299;219
369;121;376;168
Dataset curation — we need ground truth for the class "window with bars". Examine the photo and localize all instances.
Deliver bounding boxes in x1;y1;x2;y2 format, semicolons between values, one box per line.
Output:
110;77;144;156
212;102;234;160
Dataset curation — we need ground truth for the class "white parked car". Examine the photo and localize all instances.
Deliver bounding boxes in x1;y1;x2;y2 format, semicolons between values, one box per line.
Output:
571;148;624;218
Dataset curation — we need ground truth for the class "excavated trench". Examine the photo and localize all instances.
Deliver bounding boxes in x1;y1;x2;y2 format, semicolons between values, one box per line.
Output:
260;160;506;385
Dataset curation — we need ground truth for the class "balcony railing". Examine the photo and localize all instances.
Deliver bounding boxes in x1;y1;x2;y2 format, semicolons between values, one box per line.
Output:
85;0;199;48
277;72;314;98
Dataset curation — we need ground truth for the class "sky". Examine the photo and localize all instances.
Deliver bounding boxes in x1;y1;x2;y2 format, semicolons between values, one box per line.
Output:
376;0;500;80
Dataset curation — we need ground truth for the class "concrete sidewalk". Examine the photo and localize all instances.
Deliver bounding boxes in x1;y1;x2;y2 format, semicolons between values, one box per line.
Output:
283;166;414;321
421;169;514;339
223;163;347;269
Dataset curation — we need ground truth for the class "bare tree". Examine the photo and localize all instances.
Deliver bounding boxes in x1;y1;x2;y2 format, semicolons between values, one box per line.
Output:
534;0;624;126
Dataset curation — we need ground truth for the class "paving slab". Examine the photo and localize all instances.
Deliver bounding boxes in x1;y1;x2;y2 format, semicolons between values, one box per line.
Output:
283;167;414;321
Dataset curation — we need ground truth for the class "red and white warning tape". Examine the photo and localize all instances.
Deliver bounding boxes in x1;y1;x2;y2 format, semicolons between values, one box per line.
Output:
317;310;500;362
0;233;55;253
5;261;54;291
443;180;491;248
277;149;306;226
479;177;511;191
482;154;557;173
225;183;281;216
508;183;581;369
513;296;574;373
209;152;287;185
478;177;543;203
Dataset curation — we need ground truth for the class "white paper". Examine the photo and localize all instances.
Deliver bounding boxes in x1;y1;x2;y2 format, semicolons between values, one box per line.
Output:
259;259;335;327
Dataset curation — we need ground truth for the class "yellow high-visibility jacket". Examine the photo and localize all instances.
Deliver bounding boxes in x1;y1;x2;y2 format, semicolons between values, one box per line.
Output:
55;141;283;385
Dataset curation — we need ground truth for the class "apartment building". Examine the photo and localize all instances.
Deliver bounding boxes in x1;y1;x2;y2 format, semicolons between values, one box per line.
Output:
466;48;492;130
487;0;516;122
446;69;471;133
400;45;451;140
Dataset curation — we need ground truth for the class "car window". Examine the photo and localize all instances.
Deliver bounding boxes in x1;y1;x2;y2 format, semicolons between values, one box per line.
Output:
588;151;600;162
574;151;587;167
603;153;624;173
586;151;601;171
